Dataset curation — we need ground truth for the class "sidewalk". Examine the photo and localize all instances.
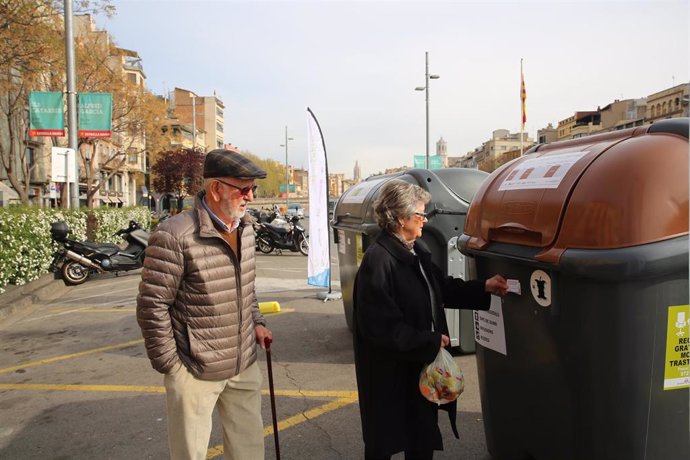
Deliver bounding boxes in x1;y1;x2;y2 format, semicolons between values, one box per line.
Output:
0;274;69;322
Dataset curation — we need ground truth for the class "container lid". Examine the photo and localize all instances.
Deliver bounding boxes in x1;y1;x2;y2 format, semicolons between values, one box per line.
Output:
463;119;689;263
332;168;488;234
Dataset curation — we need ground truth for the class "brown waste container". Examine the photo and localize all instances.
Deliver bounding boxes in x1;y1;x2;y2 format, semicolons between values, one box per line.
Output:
458;118;689;460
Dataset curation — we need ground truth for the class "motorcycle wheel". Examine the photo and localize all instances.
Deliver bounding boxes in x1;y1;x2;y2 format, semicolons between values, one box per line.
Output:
298;234;309;256
61;260;90;285
257;234;274;254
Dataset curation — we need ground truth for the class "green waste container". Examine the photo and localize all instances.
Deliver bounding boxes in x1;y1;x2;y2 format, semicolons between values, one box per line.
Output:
332;167;488;352
459;118;689;459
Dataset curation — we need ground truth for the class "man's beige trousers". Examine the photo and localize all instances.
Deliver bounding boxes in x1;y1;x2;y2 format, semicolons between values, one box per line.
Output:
164;361;264;460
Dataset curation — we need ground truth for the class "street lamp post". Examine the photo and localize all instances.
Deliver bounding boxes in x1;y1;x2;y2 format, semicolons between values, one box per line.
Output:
280;126;294;212
64;0;79;208
415;51;440;169
190;92;197;149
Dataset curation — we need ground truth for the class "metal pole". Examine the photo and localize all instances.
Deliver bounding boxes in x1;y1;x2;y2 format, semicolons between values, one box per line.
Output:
520;58;524;156
284;126;289;212
425;51;430;169
64;0;79;209
191;94;196;149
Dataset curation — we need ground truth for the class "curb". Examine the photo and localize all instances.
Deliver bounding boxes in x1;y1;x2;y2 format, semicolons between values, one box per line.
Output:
0;273;69;322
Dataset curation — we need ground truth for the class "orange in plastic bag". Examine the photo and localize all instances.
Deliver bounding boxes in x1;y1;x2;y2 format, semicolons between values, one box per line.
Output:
419;348;465;404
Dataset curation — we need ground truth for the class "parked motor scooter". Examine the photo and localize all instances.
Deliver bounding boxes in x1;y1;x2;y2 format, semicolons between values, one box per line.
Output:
49;220;150;285
255;215;308;256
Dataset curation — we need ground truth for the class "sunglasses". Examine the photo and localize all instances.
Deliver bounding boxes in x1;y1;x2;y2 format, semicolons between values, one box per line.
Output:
215;179;258;196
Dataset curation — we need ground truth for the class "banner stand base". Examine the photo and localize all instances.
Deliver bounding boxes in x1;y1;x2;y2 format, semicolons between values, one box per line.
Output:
316;291;342;302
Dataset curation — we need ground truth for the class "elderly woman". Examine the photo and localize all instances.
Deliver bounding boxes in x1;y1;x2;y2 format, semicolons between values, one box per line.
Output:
353;179;508;460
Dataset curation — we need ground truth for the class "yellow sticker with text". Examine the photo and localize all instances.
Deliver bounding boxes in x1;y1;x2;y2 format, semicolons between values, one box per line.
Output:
664;304;690;390
355;234;363;267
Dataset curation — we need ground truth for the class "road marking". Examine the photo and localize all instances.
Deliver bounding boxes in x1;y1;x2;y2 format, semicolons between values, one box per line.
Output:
207;396;358;459
0;339;144;374
46;286;138;305
0;383;357;400
0;381;358;460
0;383;165;393
21;306;92;322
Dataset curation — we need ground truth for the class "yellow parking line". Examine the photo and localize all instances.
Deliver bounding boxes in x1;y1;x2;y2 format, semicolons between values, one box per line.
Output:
206;396;358;459
0;383;357;400
0;382;358;460
0;383;164;393
0;339;144;374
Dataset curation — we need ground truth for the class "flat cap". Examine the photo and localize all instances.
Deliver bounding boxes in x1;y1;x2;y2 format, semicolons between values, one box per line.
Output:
203;149;267;179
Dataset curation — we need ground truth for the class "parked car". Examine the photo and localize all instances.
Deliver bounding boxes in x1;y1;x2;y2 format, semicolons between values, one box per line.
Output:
285;203;304;218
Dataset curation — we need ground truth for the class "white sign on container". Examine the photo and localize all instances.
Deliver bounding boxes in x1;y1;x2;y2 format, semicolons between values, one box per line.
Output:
473;295;507;355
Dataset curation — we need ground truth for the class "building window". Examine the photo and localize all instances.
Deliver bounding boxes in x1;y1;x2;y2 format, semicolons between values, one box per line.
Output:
216;122;223;133
25;146;36;169
217;137;223;148
128;73;137;85
216;107;223;118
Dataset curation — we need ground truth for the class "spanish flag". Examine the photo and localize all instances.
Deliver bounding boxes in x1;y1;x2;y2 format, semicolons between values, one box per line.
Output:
520;60;527;128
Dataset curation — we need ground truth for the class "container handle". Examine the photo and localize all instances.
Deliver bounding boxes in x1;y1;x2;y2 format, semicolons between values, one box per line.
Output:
489;223;543;245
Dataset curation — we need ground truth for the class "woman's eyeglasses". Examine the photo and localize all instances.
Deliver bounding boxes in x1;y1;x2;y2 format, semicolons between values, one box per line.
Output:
413;212;428;220
215;179;258;196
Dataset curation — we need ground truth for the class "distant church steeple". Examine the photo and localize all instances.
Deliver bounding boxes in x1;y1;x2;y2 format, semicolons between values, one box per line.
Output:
436;137;448;167
354;160;361;182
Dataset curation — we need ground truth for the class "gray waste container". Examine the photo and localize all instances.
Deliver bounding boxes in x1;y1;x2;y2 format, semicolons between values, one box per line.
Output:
332;167;488;352
458;118;689;459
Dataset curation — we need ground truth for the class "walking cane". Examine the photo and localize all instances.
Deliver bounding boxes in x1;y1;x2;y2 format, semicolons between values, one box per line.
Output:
264;337;281;460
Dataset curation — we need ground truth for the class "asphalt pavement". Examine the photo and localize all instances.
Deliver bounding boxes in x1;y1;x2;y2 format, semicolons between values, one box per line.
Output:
0;249;492;460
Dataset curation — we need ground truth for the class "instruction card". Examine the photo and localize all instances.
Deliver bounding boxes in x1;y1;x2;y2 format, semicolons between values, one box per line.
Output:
473;295;507;355
664;304;690;390
498;151;588;191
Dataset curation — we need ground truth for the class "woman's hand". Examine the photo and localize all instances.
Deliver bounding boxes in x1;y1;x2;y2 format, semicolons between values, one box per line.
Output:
440;334;450;349
485;275;509;296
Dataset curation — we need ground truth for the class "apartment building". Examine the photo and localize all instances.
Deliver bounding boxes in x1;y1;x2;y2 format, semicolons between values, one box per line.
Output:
465;129;534;169
170;87;225;151
328;173;345;197
292;168;309;197
646;83;689;123
537;123;558;144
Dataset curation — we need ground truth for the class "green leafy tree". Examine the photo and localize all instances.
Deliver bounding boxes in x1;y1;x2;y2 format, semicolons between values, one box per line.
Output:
0;0;114;205
240;150;286;198
150;148;204;211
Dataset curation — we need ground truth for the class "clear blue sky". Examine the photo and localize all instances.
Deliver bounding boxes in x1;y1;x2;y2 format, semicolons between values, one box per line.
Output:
96;0;690;178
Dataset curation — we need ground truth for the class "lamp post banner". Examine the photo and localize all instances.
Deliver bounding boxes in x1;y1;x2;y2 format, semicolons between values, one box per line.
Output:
414;155;443;169
78;93;112;138
306;108;330;288
29;92;65;137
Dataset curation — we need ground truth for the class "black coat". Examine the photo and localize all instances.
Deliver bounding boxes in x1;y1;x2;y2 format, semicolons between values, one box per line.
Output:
353;231;490;457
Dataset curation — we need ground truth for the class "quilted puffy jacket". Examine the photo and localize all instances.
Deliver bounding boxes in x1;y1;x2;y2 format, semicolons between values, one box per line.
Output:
136;193;265;381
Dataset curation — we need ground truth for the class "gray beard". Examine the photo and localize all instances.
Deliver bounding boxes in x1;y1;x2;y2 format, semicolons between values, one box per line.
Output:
230;209;245;220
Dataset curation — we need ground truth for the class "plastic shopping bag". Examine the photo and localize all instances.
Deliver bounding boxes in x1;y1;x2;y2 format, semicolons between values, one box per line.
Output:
419;348;465;405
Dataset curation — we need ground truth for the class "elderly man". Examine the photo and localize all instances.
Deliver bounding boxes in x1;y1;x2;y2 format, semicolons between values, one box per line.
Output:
137;149;272;460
